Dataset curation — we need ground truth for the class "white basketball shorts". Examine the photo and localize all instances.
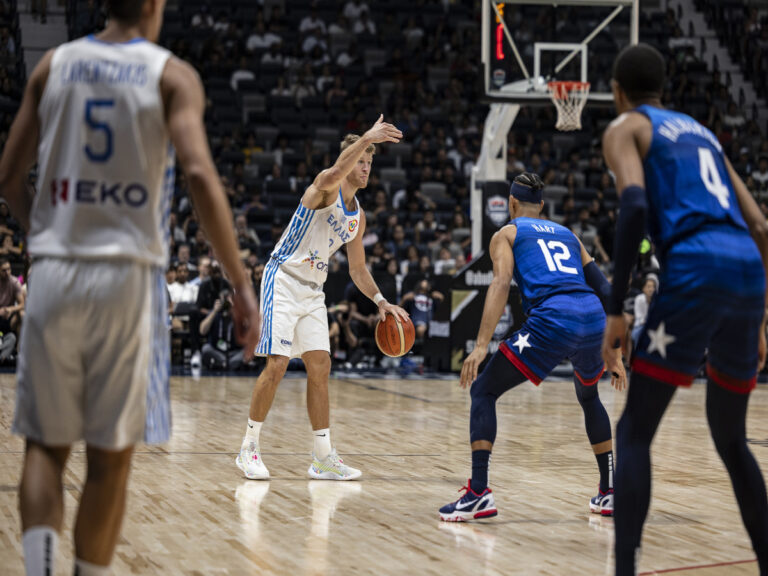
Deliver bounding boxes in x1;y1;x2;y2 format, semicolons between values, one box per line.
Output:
13;258;171;449
256;259;329;358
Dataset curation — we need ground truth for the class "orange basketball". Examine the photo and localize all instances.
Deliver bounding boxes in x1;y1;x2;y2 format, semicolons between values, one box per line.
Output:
375;314;415;358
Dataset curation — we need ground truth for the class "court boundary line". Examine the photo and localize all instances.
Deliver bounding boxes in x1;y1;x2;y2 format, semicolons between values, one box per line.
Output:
638;558;757;574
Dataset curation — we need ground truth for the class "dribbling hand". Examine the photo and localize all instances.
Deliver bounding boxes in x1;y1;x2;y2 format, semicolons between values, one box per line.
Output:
460;347;487;389
378;301;409;325
364;114;403;145
232;282;260;362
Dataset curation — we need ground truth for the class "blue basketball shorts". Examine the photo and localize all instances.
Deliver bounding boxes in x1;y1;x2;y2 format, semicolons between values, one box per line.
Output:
633;228;766;393
499;292;606;386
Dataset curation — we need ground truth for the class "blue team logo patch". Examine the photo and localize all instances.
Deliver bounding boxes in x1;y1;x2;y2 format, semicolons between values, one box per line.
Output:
486;195;508;228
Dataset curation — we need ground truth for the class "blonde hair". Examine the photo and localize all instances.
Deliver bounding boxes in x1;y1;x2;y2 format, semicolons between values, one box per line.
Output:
340;134;376;154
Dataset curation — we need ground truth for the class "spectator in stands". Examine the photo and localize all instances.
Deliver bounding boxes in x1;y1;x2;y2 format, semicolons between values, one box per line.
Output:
0;233;21;261
353;12;376;35
247;20;281;51
752;156;768;192
262;43;285;66
0;26;12;54
429;224;462;261
0;257;23;333
200;288;244;371
290;161;312;193
292;72;317;107
342;280;378;363
169;212;186;245
343;0;369;23
165;264;176;291
235;213;260;255
723;101;747;133
434;246;456;275
230;56;255;91
631;274;659;345
197;260;229;318
176;243;196;270
191;4;214;28
300;5;327;35
400;279;444;340
169;263;199;308
192;256;211;288
450;211;471;252
386;224;411;261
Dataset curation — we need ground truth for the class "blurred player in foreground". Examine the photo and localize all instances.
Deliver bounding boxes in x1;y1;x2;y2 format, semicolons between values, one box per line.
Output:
602;43;768;575
0;0;260;573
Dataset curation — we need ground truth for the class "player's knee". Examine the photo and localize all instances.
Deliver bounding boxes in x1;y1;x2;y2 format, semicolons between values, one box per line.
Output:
574;379;598;405
261;356;289;387
305;353;331;381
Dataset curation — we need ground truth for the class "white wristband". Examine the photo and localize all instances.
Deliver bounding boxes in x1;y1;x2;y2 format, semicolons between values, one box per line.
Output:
373;292;386;306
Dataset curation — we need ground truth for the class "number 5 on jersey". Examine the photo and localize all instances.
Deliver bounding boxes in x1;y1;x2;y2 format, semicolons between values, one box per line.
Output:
84;99;115;163
537;239;578;275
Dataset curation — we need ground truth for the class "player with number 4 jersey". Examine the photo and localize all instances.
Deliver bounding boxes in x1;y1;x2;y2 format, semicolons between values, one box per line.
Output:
439;172;626;523
602;44;768;576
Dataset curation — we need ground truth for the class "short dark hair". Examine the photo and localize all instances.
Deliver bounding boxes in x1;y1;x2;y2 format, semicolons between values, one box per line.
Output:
107;0;145;24
612;43;666;102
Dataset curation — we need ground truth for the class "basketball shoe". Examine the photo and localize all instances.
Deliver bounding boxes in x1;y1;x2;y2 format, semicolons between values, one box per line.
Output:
589;488;614;516
307;449;361;480
236;442;269;480
439;481;498;522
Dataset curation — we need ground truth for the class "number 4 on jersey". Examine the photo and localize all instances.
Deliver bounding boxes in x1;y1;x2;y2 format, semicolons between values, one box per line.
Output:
698;147;730;209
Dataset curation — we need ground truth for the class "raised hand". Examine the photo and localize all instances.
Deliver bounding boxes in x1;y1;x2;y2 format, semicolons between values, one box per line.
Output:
364;114;403;145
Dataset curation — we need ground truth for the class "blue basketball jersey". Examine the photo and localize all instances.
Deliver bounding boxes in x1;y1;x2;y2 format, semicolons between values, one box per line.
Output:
510;217;593;314
634;105;749;256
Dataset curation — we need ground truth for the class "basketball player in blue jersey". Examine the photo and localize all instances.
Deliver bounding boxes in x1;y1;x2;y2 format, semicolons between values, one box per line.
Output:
236;117;410;482
439;172;626;522
601;44;768;575
0;1;260;574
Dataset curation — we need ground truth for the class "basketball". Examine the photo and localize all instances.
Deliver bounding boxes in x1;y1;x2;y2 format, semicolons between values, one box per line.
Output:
375;314;415;358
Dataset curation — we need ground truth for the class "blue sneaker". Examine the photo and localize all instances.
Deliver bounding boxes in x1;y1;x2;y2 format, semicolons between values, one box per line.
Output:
439;480;498;522
589;488;614;517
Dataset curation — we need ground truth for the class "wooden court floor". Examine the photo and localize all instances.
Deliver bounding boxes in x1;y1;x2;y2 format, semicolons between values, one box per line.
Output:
1;372;766;575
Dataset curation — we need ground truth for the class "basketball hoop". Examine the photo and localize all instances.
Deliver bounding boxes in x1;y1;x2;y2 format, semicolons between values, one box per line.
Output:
547;81;590;131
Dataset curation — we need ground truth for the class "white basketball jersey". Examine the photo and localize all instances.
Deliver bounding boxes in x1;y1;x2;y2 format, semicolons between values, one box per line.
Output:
30;35;174;266
271;189;360;285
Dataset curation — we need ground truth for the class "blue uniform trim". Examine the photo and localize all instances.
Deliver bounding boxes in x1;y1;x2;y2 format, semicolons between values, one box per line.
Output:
86;34;147;45
258;204;317;354
339;188;358;216
145;267;171;443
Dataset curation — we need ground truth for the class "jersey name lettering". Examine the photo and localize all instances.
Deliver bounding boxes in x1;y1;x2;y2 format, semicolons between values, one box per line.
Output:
60;59;148;86
532;224;555;234
327;213;352;244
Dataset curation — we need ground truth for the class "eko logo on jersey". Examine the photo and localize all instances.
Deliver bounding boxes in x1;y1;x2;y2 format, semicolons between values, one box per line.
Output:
50;178;148;207
302;249;327;272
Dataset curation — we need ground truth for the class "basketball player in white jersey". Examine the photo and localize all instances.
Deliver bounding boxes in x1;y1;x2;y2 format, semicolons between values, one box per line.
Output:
237;117;410;481
0;1;260;574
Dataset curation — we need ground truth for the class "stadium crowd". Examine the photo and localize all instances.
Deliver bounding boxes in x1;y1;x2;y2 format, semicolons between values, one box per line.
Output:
0;0;765;371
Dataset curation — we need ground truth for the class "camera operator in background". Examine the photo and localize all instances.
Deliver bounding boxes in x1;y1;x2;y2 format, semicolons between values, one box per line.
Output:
200;288;244;371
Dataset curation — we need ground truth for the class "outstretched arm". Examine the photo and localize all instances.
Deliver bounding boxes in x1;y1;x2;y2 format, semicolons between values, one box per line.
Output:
460;227;516;388
163;58;260;359
601;113;649;365
346;209;410;323
306;115;402;209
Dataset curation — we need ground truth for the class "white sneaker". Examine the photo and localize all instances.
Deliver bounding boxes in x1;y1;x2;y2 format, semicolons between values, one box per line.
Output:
236;442;270;480
307;449;361;480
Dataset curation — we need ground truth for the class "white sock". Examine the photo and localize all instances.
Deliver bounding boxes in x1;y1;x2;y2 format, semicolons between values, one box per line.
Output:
22;526;58;576
74;558;110;575
244;419;262;447
313;428;331;460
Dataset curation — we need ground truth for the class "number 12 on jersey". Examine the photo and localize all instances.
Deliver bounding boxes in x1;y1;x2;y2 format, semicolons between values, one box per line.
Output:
537;239;578;275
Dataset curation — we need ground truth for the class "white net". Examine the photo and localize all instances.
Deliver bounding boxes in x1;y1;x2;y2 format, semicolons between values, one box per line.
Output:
547;81;590;131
